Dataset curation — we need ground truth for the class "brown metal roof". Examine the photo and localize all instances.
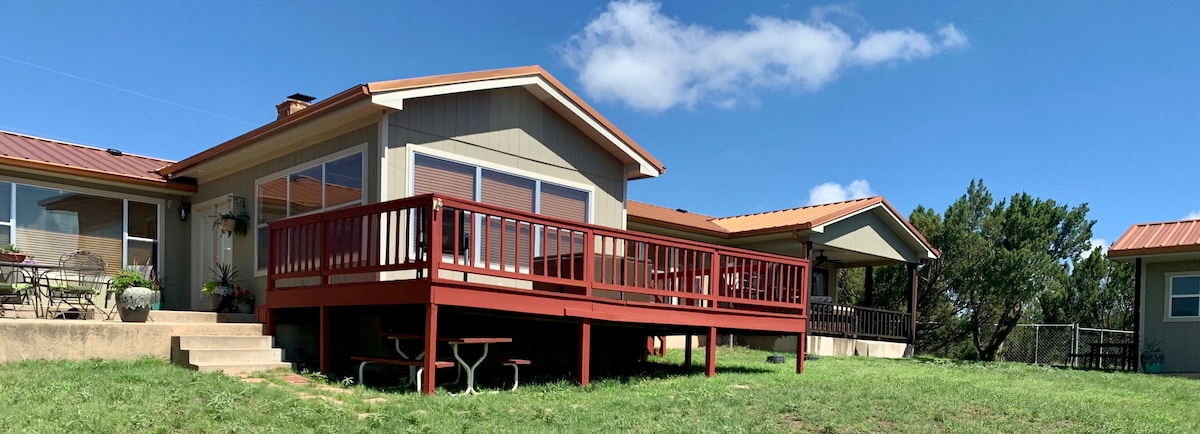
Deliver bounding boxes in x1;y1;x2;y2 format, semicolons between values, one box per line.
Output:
1109;219;1200;258
0;130;195;192
163;65;666;179
628;197;938;258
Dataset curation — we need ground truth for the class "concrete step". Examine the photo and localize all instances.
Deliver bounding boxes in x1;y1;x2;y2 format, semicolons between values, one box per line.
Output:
165;323;264;336
183;348;284;364
191;361;293;375
175;335;273;350
144;311;258;323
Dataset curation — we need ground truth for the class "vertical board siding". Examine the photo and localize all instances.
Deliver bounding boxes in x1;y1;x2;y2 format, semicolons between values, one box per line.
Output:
1144;260;1200;373
386;87;626;229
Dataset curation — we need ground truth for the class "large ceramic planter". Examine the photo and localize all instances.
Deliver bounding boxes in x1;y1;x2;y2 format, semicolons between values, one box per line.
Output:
237;303;254;314
116;286;155;322
209;286;233;312
1141;351;1165;374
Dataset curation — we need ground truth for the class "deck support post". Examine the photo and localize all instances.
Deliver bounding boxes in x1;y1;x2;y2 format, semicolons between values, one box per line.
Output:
705;327;717;377
796;332;806;374
578;319;591;386
863;266;874;308
908;263;919;345
262;307;274;335
422;303;439;395
684;333;693;367
319;306;330;374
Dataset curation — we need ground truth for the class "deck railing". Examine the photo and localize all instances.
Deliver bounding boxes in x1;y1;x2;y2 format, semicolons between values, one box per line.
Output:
267;194;808;316
808;301;911;342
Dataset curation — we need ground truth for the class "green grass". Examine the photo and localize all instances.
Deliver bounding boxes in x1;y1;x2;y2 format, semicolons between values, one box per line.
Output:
1;348;1196;433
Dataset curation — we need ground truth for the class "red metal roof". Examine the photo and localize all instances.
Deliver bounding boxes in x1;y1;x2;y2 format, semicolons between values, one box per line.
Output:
0;130;194;192
1109;219;1200;258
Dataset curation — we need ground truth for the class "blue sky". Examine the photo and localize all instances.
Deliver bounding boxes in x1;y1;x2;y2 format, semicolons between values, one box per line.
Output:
2;1;1198;249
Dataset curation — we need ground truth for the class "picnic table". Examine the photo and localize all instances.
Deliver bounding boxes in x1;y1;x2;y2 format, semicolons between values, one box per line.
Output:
380;333;515;394
1069;342;1136;371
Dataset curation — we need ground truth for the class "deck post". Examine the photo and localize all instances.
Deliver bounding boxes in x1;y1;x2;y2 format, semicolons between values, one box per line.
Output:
796;332;806;374
684;333;693;367
261;307;274;335
422;303;439;395
319;306;330;374
705;327;717;377
1133;257;1142;371
863;266;874;308
908;263;918;345
578;319;591;386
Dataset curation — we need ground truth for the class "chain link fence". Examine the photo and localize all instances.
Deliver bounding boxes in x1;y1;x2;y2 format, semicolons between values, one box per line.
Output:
999;324;1133;367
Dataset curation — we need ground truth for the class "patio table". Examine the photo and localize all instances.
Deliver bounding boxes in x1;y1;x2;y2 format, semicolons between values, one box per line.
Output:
0;261;105;319
381;332;513;394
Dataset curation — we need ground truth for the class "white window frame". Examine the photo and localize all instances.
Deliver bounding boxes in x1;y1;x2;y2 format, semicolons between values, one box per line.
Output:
0;176;165;273
1165;272;1200;322
406;146;594;272
253;144;368;276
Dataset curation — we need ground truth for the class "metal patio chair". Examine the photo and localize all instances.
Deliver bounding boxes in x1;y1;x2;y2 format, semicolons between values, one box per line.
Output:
0;264;33;318
43;251;110;320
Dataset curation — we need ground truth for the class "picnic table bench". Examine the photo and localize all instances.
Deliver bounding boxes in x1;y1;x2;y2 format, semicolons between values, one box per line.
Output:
1067;343;1136;371
350;355;455;392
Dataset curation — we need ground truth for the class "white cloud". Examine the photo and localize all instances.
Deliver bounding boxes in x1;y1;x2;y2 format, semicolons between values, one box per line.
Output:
806;179;875;206
1081;238;1108;259
560;1;968;111
1186;211;1200;220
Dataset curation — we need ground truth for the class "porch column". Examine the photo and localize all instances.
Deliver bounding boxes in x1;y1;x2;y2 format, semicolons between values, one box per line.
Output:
578;319;591;386
1133;257;1142;371
421;303;439;395
863;266;875;307
705;327;717;377
907;263;919;345
684;333;693;367
319;306;331;374
796;332;806;374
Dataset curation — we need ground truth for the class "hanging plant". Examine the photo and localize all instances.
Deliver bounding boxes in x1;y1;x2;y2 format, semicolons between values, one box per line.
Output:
214;212;250;237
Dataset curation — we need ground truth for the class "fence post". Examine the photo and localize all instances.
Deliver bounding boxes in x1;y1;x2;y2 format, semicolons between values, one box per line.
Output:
1073;324;1079;367
1034;325;1040;364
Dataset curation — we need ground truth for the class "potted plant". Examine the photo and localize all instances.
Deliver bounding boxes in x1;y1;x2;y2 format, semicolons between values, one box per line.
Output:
0;244;26;263
110;269;158;322
1141;339;1165;374
232;285;255;314
214;212;250;237
203;263;239;312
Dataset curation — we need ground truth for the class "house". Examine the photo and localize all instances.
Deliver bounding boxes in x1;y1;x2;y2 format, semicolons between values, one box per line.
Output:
627;197;939;357
1110;218;1200;373
0;65;937;392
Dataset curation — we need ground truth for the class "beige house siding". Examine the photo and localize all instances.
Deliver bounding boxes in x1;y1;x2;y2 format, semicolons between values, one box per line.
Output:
1143;260;1200;373
383;87;627;229
190;123;380;300
810;211;920;264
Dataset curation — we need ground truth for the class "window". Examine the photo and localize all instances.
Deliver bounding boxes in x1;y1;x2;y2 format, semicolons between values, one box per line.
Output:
811;268;830;298
0;181;159;274
1168;274;1200;319
256;151;364;271
411;153;591;271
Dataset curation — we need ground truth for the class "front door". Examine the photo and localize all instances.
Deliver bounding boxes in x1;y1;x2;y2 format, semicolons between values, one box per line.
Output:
190;198;233;311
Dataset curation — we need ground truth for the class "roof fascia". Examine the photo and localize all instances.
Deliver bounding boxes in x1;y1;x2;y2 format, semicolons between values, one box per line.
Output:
0;160;196;194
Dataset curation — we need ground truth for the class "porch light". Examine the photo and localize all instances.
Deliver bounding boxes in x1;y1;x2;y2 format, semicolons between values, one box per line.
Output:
178;202;192;221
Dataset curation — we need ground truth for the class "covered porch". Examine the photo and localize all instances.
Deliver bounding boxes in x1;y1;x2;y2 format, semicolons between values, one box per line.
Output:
263;194;811;393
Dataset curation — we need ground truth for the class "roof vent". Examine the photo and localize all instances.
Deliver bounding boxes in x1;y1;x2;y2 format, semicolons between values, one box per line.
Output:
675;208;688;213
276;93;316;120
106;148;123;157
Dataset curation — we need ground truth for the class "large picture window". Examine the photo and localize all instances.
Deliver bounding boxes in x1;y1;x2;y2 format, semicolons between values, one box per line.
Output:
0;181;159;274
255;151;364;271
1168;274;1200;319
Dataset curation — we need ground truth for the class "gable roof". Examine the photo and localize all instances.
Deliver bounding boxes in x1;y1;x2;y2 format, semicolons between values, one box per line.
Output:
0;129;195;193
162;66;665;180
628;196;939;259
1109;219;1200;258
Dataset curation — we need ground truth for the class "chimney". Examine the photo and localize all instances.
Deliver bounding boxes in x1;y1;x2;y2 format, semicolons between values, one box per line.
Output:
275;93;316;119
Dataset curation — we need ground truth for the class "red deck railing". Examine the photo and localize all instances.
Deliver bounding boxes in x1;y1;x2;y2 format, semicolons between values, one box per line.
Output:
267;194;809;316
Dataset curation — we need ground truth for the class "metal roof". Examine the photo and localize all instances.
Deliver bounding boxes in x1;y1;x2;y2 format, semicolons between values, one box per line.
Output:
0;130;194;192
1109;219;1200;258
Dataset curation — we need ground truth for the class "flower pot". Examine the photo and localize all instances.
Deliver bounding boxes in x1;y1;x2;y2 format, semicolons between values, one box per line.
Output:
766;355;786;364
209;285;233;312
220;218;238;233
237;303;254;314
116;286;154;322
1141;351;1165;374
0;252;26;263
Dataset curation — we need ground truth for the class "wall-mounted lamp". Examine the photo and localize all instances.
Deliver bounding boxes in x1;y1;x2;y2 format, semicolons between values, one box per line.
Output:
178;202;192;222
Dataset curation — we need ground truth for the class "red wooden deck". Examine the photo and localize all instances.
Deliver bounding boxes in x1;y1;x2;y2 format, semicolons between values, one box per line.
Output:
263;194;810;393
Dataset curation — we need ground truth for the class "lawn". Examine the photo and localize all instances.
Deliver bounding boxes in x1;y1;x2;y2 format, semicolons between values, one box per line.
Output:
0;347;1195;433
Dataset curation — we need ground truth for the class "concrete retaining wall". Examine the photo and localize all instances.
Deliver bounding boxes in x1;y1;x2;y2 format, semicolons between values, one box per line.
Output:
0;319;263;363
